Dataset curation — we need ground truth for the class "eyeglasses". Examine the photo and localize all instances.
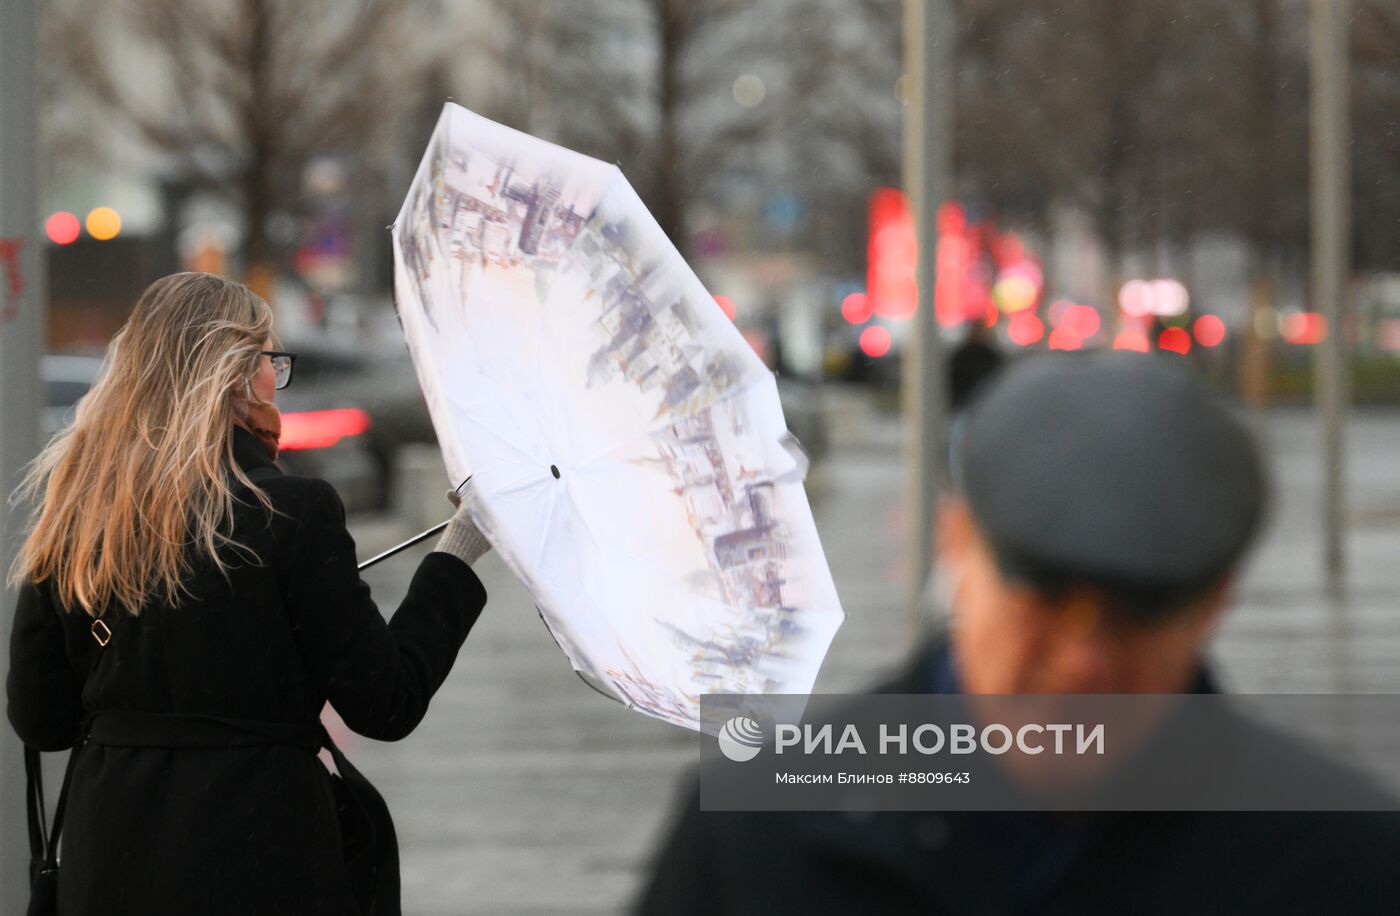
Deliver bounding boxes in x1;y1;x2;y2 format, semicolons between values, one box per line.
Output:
261;351;297;390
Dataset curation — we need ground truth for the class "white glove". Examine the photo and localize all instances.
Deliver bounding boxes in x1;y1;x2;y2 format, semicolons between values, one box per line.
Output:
434;485;491;565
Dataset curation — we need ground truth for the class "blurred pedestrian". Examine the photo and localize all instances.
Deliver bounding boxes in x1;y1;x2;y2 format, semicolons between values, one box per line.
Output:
8;272;491;915
948;321;1004;412
637;352;1400;915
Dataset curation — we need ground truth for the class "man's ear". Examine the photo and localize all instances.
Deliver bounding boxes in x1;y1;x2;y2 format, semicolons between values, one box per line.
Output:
937;497;974;566
1191;576;1233;636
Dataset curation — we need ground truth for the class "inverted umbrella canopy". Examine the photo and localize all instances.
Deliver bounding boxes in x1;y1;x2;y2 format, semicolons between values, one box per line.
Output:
391;103;843;729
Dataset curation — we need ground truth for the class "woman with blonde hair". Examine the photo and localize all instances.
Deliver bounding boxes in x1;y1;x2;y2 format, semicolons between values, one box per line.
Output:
8;272;490;914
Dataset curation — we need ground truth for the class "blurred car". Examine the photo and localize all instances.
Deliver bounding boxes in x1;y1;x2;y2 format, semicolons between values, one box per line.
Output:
275;339;436;511
42;351;386;514
774;376;829;465
42;353;104;439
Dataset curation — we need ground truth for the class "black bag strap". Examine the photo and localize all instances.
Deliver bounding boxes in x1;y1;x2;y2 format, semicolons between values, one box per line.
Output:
35;723;86;870
24;746;46;879
26;622;112;881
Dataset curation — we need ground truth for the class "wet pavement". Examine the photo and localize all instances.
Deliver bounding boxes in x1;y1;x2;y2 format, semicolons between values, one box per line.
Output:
345;390;1400;915
1213;407;1400;693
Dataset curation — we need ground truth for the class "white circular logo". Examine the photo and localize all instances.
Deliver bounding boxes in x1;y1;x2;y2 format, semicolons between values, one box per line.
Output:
717;716;764;762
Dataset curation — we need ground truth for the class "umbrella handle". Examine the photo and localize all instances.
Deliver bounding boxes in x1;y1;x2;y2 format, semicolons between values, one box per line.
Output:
358;476;473;571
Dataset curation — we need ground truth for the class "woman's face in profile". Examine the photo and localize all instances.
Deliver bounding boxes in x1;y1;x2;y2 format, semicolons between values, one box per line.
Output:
250;338;278;404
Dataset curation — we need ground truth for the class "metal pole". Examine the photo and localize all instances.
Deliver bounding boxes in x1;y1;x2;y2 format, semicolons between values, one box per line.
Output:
1310;0;1350;595
902;0;952;628
0;0;47;906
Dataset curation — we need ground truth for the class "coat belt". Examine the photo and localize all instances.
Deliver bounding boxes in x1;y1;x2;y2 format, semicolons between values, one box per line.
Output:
85;710;324;753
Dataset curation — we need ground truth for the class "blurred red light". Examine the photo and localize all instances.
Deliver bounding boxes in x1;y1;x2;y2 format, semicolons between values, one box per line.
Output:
1158;327;1192;354
1048;326;1083;351
46;212;80;245
936;228;973;327
1007;311;1044;347
1113;329;1151;352
279;408;372;451
1060;304;1101;339
1282;312;1326;345
859;326;892;358
991;232;1026;267
869;188;918;321
841;292;872;325
936;201;966;235
1193;314;1226;348
714;295;737;321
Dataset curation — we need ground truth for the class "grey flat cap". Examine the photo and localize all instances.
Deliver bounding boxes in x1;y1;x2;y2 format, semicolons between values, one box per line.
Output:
957;353;1267;608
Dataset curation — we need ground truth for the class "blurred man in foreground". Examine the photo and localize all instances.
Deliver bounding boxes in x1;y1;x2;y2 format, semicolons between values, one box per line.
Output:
638;353;1400;915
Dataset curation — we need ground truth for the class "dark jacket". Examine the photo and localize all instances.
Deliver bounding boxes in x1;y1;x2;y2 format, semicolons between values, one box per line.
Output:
636;642;1400;915
7;426;487;914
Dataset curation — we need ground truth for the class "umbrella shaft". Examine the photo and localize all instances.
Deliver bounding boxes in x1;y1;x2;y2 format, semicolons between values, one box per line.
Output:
358;521;450;571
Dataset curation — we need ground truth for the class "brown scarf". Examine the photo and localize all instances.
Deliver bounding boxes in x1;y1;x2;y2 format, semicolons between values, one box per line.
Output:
237;398;283;461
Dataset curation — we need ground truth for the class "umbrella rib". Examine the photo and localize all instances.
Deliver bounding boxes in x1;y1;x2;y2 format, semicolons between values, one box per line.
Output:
453;410;547;470
525;321;566;467
531;488;563;572
487;474;552;499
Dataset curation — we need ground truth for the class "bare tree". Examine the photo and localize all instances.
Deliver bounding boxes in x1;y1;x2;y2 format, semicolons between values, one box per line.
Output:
732;0;904;268
1353;0;1400;273
1214;0;1311;402
482;0;719;247
479;0;901;268
647;0;708;246
480;1;653;201
950;0;1321;321
958;2;1226;304
53;0;423;296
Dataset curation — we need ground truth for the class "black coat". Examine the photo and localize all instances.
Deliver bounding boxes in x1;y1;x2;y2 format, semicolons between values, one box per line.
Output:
636;644;1400;915
8;427;487;915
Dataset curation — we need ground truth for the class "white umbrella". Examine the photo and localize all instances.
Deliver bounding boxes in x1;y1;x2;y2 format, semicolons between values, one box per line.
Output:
391;103;843;729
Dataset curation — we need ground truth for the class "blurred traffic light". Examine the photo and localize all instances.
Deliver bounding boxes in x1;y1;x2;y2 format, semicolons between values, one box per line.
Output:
45;212;80;245
1193;315;1227;348
841;292;872;325
86;207;122;241
859;325;892;357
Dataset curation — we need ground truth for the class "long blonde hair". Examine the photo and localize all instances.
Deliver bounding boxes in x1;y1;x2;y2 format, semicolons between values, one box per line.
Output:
9;272;275;617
